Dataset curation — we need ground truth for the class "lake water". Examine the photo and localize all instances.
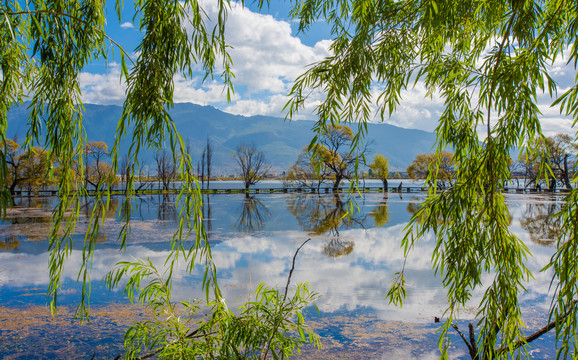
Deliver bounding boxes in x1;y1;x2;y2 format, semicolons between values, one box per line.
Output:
0;187;565;359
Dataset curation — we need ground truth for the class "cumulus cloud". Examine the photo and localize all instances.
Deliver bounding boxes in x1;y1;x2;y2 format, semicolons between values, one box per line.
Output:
172;75;234;105
120;22;134;29
223;6;331;95
79;65;126;105
181;2;331;118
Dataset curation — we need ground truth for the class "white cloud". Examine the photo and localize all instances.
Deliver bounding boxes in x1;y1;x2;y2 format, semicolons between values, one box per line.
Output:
175;2;331;117
79;66;126;105
172;75;234;105
76;3;577;136
224;7;331;94
120;22;134;29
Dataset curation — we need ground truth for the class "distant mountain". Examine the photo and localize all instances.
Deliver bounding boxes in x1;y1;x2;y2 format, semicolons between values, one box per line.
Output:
6;102;437;175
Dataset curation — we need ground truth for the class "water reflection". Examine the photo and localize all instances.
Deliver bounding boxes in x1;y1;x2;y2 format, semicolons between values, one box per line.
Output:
0;235;19;251
157;194;177;223
235;194;271;232
0;197;122;249
1;198;59;244
370;193;390;227
286;193;366;236
0;192;564;358
519;195;562;246
286;193;371;259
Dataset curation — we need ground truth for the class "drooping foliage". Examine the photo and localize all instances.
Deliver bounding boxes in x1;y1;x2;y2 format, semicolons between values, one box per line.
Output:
285;0;578;358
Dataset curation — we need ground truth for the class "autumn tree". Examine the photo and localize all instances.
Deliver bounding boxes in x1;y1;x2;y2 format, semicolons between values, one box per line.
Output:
3;139;54;195
286;146;330;191
523;134;577;191
83;141;116;191
407;152;455;189
369;154;389;190
320;125;352;190
3;139;25;195
19;146;54;191
545;134;576;190
315;124;367;190
234;143;271;191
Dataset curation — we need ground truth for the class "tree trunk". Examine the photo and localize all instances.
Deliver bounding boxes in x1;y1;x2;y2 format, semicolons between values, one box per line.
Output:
382;178;388;192
333;176;342;190
9;181;18;196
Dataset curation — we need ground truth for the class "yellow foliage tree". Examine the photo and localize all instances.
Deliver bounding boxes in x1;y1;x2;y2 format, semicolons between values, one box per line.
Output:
369;154;389;190
407;151;454;189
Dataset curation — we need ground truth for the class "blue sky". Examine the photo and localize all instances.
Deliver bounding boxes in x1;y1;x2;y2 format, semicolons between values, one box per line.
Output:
78;0;575;135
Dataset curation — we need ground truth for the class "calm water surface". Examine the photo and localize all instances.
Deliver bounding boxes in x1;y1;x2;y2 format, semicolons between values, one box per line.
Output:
0;188;565;359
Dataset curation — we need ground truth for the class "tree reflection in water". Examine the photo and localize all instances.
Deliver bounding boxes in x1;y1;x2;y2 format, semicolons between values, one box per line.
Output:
286;193;366;258
235;194;272;232
370;193;390;227
0;234;19;251
0;197;120;245
519;196;563;246
323;238;355;258
157;194;177;223
203;193;213;235
79;197;121;243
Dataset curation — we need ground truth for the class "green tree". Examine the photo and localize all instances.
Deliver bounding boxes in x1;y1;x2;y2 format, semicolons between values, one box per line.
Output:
406;151;455;189
369;154;389;190
284;0;578;358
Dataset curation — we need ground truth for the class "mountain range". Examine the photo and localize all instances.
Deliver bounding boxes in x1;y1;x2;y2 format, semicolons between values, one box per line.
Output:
7;102;438;175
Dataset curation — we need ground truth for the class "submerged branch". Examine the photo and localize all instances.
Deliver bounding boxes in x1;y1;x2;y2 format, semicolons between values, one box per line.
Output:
452;323;478;360
496;299;578;356
454;300;578;359
284;238;312;301
261;238;313;360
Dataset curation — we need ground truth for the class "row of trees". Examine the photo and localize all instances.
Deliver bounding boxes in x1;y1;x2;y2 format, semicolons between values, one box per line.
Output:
5;130;574;196
3;139;117;196
3;137;217;194
403;133;577;191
